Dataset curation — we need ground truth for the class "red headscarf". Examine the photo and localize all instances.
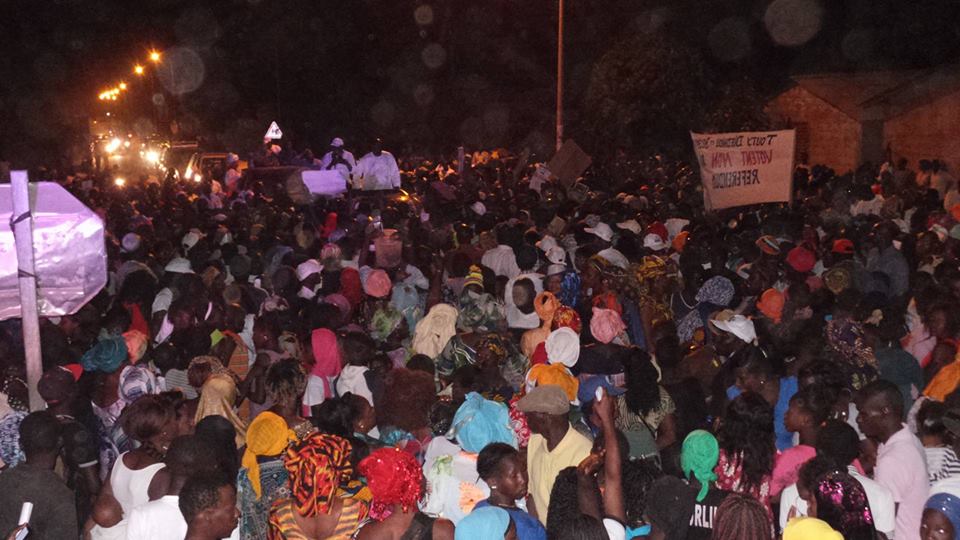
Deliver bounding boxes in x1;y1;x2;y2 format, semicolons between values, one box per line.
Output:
359;447;424;520
339;267;363;309
552;306;582;334
311;329;341;398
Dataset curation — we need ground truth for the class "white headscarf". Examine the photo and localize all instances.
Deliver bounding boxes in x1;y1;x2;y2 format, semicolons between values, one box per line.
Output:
412;304;459;359
545;327;580;368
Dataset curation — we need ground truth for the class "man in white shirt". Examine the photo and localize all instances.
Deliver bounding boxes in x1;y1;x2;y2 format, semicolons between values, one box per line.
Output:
353;138;401;191
319;137;356;183
482;227;522;279
857;380;928;540
779;421;895;537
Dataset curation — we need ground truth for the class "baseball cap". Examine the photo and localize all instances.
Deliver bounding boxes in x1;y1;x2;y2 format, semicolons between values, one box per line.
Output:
584;222;614;242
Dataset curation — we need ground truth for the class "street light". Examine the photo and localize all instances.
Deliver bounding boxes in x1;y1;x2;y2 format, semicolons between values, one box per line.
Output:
119;82;127;90
149;50;161;63
134;64;145;76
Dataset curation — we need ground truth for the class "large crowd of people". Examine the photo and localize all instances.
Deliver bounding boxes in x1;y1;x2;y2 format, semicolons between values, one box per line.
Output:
3;139;960;540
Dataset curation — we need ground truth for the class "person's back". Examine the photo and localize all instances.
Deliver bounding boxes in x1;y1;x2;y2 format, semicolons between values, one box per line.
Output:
127;435;220;540
0;411;77;539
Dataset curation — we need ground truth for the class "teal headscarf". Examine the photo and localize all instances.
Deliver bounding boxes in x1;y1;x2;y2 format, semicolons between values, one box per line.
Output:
450;392;517;453
80;335;128;374
681;429;719;502
456;506;511;540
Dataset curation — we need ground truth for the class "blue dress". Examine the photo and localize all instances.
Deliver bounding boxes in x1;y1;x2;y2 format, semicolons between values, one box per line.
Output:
474;500;547;540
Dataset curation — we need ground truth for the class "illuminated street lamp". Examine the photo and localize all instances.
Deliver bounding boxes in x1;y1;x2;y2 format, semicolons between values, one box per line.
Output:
119;82;127;90
149;50;161;63
134;64;145;76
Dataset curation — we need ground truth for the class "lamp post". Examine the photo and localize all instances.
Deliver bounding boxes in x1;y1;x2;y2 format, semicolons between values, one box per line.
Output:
555;0;564;152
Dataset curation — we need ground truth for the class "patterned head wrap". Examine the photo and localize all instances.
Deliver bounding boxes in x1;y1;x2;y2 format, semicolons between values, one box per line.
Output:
243;412;296;499
369;306;403;343
814;470;875;537
551;306;582;334
681;430;719;502
284;433;354;517
358;447;423;520
695;276;735;307
80;335;128;373
559;270;581;308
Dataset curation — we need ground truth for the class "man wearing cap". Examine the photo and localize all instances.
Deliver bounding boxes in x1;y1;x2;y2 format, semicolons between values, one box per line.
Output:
354;138;400;191
319;137;356;183
517;384;593;525
585;222;629;269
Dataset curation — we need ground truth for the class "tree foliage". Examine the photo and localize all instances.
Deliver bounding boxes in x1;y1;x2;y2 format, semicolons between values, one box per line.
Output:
582;32;768;157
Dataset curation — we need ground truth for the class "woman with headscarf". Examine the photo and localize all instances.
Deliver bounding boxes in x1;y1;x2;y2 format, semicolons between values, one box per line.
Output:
238;412;297;540
422;393;518;524
303;329;342;413
85;334;158;478
355;447;455;539
923;492;960;540
378;368;437;462
413;304;459;359
524;328;580;403
520;292;559;359
681;430;731;539
191;356;247;447
676;275;735;345
268;433;366;539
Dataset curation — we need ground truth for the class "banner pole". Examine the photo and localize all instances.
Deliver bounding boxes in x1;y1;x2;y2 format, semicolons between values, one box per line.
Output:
10;171;44;411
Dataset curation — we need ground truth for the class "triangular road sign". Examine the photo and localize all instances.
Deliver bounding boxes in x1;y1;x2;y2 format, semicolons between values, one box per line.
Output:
265;121;283;140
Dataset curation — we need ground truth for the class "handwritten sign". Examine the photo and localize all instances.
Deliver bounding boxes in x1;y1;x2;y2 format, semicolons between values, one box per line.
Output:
691;130;795;211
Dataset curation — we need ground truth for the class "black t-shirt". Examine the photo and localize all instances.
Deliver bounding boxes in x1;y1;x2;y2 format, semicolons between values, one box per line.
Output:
685;487;732;540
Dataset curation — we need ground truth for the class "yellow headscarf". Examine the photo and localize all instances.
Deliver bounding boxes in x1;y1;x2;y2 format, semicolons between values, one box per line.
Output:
195;372;247;447
242;412;296;499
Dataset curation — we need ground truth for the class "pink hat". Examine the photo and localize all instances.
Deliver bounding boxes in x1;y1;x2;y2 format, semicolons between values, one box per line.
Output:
590;307;626;344
363;269;393;298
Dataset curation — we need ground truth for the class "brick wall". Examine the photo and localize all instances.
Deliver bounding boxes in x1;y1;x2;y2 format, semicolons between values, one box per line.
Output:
766;86;862;174
884;91;960;174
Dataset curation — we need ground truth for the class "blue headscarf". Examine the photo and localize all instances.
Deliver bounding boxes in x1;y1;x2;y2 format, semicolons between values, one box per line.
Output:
451;392;517;453
925;493;960;540
559;270;581;308
80;335;128;374
456;506;511;540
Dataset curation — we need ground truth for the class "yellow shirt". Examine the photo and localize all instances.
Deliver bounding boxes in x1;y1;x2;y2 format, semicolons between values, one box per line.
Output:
527;425;593;525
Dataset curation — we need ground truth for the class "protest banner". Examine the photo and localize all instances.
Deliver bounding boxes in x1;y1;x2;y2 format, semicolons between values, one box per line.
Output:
690;130;795;211
302;170;348;197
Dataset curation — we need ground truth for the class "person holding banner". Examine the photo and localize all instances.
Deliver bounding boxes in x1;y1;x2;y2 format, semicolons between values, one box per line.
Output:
354;138;400;191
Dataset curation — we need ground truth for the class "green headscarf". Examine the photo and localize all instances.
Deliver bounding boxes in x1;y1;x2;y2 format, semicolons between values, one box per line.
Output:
680;429;719;502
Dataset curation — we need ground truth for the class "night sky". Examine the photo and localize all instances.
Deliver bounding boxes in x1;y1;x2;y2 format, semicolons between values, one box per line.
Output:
2;0;958;168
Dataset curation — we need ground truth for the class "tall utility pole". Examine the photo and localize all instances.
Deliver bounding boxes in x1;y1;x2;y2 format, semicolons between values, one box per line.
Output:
556;0;565;151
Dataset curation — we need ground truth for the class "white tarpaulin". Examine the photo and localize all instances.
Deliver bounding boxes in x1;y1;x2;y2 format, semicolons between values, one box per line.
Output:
302;170;347;196
691;130;796;211
0;182;106;320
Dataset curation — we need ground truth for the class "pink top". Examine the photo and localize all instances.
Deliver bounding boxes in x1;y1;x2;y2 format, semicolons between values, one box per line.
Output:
875;426;929;540
770;445;816;497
